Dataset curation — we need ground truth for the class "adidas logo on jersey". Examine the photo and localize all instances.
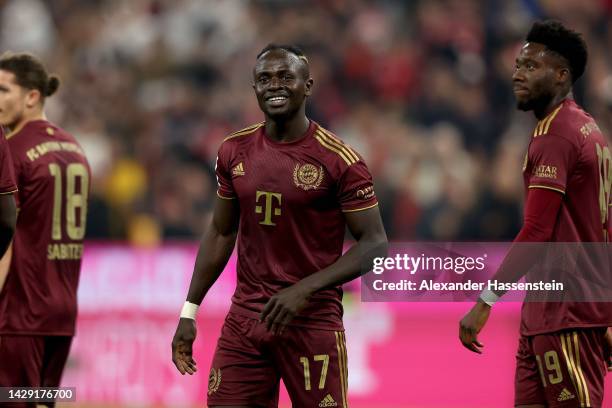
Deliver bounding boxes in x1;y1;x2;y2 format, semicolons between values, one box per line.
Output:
232;162;245;176
557;387;575;402
319;393;338;407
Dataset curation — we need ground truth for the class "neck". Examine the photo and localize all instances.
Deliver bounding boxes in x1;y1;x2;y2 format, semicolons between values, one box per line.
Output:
534;90;572;120
8;110;46;135
265;112;310;143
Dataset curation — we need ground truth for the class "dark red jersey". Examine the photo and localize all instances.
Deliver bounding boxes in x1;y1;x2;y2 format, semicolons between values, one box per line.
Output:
520;99;612;335
0;128;16;195
0;120;90;335
216;121;378;330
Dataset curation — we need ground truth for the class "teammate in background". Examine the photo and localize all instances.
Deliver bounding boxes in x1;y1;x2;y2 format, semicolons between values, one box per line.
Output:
459;21;612;407
0;128;17;261
172;44;387;407
0;53;91;406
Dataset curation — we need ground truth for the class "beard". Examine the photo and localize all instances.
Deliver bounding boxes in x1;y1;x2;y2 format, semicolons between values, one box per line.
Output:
516;90;554;112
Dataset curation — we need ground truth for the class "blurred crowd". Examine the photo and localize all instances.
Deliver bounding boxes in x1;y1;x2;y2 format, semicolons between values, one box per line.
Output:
2;0;612;242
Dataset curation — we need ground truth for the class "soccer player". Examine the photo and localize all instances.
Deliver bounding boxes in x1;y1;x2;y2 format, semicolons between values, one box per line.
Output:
0;128;17;260
459;21;612;407
172;44;387;407
0;53;91;406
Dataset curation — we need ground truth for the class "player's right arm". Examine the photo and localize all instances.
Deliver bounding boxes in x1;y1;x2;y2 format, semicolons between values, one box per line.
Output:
459;134;574;353
171;194;239;375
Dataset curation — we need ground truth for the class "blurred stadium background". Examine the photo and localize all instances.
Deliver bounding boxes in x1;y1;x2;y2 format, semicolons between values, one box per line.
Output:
1;0;611;406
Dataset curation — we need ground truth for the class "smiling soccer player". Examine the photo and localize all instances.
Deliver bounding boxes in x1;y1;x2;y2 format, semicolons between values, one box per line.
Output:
171;44;387;408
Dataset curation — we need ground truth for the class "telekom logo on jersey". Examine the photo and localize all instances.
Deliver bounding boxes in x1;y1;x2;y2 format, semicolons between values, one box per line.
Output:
255;190;282;226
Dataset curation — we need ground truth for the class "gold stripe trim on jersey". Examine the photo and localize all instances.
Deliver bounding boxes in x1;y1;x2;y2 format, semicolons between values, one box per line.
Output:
560;333;582;406
315;134;354;166
528;184;565;194
317;128;359;163
315;129;358;164
572;331;590;407
229;121;264;136
542;104;563;135
342;203;379;213
533;121;544;137
335;331;348;407
223;122;264;141
341;331;349;408
0;189;17;195
533;104;563;137
216;191;236;200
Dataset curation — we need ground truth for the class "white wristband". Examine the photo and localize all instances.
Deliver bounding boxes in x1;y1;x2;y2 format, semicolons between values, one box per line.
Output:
479;289;499;307
180;301;199;320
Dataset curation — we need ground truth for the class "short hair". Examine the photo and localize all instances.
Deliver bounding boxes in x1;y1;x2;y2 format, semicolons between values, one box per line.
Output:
256;43;309;65
526;20;588;83
0;52;60;98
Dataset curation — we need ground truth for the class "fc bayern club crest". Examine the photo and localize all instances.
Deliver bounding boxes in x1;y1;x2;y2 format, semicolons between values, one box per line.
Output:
293;163;324;191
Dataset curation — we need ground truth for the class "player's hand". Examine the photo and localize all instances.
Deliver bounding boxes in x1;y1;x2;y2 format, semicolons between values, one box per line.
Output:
172;318;198;375
459;301;491;354
260;283;311;335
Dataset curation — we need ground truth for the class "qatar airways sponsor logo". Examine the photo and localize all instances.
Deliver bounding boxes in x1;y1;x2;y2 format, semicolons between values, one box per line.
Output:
532;164;558;179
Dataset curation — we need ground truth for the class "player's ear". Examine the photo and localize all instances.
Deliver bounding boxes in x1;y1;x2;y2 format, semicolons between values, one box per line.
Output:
557;67;571;85
304;77;313;97
24;89;41;108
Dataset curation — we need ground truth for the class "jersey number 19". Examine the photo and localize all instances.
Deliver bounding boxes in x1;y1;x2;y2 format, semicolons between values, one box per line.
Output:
596;143;612;227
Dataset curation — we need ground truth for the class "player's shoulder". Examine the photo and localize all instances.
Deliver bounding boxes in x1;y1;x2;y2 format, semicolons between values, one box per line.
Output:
9;120;88;164
222;122;264;145
311;123;364;170
8;119;57;143
217;121;263;160
534;100;597;147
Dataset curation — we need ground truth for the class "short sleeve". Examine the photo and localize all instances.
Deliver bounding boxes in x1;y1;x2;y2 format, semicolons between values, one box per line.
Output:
527;134;578;194
337;160;378;212
0;132;17;195
215;142;236;199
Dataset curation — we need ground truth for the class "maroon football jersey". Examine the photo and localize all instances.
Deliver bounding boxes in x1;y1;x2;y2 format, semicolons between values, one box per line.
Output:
0;128;17;194
520;99;612;335
216;121;378;330
0;120;90;335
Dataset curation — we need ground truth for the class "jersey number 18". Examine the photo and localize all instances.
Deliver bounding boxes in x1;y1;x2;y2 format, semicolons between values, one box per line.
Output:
49;163;89;240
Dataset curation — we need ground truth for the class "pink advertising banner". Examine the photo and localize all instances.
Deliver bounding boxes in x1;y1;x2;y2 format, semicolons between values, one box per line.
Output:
61;244;611;407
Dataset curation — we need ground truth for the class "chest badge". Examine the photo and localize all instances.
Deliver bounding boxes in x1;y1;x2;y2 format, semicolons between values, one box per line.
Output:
293;163;323;191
